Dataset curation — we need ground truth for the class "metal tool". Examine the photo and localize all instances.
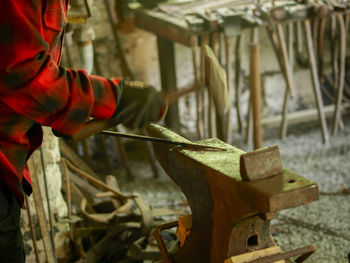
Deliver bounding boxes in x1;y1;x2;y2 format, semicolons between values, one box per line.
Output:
100;130;227;151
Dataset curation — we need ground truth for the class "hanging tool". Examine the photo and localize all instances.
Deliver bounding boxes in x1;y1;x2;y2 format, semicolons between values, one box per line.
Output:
100;130;227;151
332;14;346;135
250;28;263;149
205;45;230;141
303;19;329;144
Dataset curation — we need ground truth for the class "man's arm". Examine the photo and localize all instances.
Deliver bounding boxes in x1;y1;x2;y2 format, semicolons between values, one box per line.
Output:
0;1;119;135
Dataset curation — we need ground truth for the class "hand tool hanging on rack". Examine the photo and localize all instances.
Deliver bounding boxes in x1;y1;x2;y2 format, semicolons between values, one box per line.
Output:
244;5;265;146
317;16;326;83
249;27;263;149
303;19;329;144
257;5;296;140
208;32;220;138
205;42;232;142
280;22;295;139
217;8;245;142
332;14;346;135
234;34;244;135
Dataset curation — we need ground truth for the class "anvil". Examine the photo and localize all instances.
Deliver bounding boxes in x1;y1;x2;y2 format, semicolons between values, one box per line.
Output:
147;124;318;263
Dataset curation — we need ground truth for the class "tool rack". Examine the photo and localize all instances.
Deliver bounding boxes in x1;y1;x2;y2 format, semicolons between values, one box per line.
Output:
134;0;350;146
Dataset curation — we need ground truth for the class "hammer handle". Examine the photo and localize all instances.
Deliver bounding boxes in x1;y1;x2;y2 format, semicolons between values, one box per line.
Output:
72;87;197;141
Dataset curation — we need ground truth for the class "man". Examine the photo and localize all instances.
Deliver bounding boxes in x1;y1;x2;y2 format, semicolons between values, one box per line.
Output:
0;1;166;262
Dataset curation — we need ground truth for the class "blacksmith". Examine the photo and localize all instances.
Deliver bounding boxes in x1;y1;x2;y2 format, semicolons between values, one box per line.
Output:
0;1;166;262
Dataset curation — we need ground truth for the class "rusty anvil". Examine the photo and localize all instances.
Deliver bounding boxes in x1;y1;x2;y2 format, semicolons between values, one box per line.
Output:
147;124;319;263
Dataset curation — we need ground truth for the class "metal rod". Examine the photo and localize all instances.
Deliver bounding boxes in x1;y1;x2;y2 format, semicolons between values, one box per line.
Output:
154;221;179;263
101;130;227;151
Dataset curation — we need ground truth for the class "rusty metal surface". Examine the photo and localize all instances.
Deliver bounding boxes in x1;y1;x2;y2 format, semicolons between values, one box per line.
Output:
147;124;319;263
240;145;283;181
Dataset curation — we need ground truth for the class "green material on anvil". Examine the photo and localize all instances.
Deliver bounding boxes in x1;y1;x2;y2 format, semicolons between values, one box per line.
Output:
147;123;318;207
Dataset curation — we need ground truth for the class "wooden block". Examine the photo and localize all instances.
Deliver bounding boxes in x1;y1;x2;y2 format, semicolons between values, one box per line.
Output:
240;145;283;181
225;246;285;263
176;214;192;247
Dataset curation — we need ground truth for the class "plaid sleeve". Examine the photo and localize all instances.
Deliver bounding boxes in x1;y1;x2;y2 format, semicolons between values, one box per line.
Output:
0;1;120;135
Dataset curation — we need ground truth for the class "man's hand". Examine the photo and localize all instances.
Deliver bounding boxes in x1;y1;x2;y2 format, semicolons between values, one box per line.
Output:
113;80;167;130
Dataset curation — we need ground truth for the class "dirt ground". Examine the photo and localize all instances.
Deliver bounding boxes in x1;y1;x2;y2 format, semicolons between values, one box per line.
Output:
117;115;350;263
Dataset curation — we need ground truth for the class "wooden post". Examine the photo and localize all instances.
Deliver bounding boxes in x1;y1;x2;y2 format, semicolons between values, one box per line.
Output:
157;36;180;131
250;28;263;149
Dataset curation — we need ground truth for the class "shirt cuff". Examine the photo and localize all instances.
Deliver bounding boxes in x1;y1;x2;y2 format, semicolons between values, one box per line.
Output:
89;75;122;119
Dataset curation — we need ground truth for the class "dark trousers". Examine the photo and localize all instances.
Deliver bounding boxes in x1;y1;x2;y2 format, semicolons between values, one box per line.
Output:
0;180;25;263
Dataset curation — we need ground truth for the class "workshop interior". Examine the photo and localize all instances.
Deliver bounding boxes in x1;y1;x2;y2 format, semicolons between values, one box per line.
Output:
11;0;350;262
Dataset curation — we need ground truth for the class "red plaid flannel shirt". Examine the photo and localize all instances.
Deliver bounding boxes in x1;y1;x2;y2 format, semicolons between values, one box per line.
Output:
0;0;121;205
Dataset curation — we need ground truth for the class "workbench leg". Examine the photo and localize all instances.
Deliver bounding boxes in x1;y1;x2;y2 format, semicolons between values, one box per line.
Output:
157;36;180;131
303;20;329;144
332;15;346;135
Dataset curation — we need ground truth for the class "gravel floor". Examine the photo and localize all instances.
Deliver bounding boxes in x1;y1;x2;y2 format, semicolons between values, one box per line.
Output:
117;116;350;263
